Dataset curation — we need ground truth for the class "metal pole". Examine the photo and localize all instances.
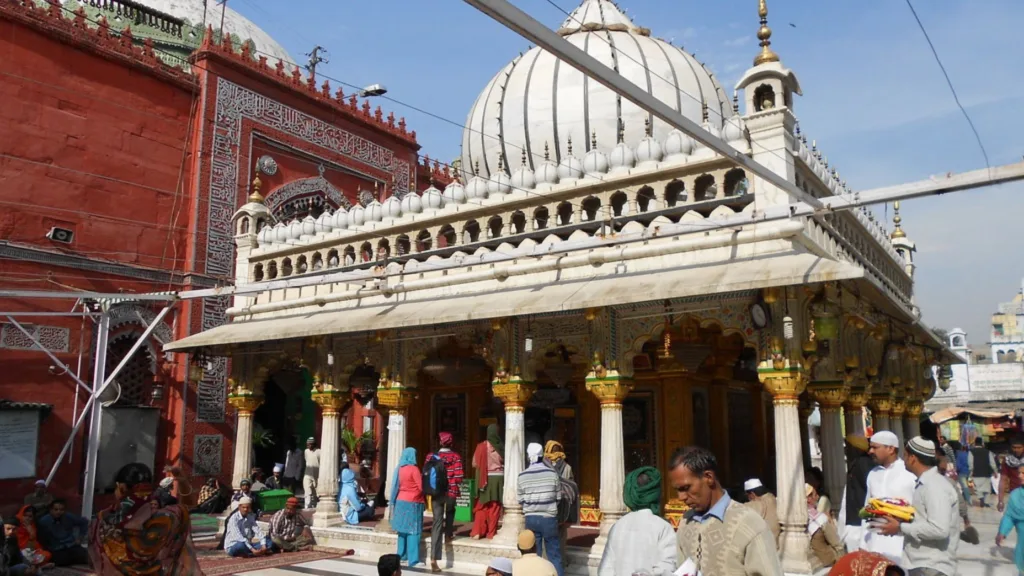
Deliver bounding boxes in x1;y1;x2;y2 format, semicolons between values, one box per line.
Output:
81;311;109;519
44;305;176;490
461;0;823;209
5;316;92;395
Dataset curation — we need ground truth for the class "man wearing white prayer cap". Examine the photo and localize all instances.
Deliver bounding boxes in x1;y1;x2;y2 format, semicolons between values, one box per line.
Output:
266;463;285;490
859;429;917;562
743;477;781;544
223;496;273;557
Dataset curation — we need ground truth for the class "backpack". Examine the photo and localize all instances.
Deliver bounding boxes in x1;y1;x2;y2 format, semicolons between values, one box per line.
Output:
422;456;448;498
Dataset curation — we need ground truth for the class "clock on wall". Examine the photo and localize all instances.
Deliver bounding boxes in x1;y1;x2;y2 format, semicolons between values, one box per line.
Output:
750;303;769;329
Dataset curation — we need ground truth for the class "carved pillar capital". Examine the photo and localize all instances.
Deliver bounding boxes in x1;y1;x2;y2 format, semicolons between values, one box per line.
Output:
889;398;907;418
869;393;893;417
492;377;537;410
312;390;348;415
808;380;847;410
758;362;806;405
585;363;633;406
905;400;924;418
227;392;263;414
376;388;416;415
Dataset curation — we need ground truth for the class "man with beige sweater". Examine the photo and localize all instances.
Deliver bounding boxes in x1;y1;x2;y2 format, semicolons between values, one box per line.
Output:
671;446;782;576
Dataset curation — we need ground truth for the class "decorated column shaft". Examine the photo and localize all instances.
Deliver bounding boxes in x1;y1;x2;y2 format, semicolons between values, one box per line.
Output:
584;357;632;553
844;383;870;437
869;376;893;434
228;391;263;489
376;375;415;530
759;356;814;574
492;362;536;542
312;386;348;527
905;400;923;440
809;381;846;515
889;386;907;454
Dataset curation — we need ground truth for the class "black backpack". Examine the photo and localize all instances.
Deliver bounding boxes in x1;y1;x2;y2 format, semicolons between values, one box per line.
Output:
422;456;448;498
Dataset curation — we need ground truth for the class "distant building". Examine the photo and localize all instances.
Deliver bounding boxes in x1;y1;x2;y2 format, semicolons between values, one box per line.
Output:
991;280;1024;363
927;280;1024;410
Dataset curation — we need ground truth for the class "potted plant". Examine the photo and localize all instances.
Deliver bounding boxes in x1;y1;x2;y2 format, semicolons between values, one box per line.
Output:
251;423;275;468
341;428;374;465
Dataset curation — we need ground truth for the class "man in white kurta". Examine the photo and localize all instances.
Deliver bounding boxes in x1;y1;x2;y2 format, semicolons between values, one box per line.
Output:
303;437;321;509
859;431;917;563
598;467;677;576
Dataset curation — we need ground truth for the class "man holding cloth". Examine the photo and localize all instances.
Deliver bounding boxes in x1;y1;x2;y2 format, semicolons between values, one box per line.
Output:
518;443;562;576
860;430;917;563
877;436;959;576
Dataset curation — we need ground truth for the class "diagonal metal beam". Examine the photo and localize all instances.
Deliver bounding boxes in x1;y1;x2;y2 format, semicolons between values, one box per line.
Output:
5;316;92;395
45;305;174;509
460;0;823;209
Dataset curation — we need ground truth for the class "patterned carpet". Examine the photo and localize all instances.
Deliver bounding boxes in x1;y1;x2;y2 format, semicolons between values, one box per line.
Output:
198;549;346;575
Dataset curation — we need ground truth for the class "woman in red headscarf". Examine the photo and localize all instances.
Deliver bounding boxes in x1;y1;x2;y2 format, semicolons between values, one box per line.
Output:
14;505;53;569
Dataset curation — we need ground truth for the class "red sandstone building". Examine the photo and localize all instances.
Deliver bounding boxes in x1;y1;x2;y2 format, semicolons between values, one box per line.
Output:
0;0;447;512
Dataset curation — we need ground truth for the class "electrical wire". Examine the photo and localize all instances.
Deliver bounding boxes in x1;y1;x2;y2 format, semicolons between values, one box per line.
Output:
903;0;990;169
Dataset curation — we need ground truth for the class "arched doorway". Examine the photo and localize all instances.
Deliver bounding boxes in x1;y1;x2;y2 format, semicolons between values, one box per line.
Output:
252;364;315;476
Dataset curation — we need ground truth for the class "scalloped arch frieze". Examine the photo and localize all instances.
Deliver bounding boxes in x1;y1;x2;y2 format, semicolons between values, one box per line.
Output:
264;173;353;217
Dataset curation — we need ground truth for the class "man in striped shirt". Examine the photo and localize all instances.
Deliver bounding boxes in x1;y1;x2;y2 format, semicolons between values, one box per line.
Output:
518;442;563;576
426;432;465;571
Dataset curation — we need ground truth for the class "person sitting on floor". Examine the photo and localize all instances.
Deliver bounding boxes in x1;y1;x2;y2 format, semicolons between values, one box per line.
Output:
37;499;89;567
268;497;313;552
223;497;273;558
338;469;375;525
265;465;285;491
13;506;51;571
194;477;229;514
231;479;261;516
3;516;35;576
23;481;52;519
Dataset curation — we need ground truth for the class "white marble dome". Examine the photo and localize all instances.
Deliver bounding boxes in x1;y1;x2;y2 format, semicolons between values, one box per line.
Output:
60;0;293;65
462;0;734;180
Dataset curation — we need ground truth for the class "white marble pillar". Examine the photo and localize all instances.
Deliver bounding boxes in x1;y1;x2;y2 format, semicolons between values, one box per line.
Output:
228;397;261;489
495;405;526;541
584;370;631;556
313;397;343;527
372;385;414;532
762;369;813;575
383;412;406;518
891;407;907;455
595;402;627;544
818;404;845;514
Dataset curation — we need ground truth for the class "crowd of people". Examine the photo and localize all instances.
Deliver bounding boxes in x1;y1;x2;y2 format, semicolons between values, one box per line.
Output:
11;424;1024;576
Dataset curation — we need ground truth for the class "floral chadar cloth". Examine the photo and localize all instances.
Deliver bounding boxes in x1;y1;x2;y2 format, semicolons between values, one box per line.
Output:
88;482;204;575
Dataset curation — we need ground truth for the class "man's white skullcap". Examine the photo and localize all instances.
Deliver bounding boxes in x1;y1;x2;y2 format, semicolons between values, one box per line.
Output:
870;431;900;448
744;478;764;492
238;496;253;505
526;443;544;462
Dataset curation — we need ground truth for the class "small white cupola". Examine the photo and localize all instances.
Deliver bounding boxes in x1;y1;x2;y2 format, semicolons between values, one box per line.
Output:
734;0;802;116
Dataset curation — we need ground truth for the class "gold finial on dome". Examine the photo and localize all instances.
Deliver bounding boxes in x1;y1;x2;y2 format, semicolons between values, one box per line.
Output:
497;152;505;171
644;116;652;137
474;160;480;177
701;100;709;122
753;0;780;66
591;130;598;149
248;174;264;204
567;136;574;156
891;201;906;239
544;142;551;161
617;119;625;143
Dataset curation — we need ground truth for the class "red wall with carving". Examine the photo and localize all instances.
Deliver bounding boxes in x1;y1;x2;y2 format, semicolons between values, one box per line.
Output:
0;0;437;516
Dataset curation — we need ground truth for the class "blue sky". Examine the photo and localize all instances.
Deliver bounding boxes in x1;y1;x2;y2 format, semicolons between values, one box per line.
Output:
232;0;1024;346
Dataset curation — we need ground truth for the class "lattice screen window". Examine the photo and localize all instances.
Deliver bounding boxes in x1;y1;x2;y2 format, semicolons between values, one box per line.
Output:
0;323;70;353
106;335;154;407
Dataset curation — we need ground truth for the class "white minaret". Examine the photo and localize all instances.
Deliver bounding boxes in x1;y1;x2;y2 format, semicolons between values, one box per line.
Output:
890;201;917;279
231;175;274;309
